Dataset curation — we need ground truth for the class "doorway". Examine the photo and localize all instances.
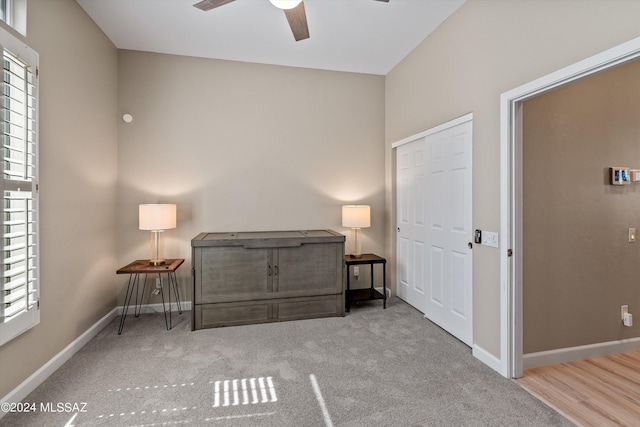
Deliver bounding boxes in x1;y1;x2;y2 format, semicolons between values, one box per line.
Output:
500;36;640;378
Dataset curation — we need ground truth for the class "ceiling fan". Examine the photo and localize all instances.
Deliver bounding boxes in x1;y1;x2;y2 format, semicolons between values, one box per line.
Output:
193;0;389;42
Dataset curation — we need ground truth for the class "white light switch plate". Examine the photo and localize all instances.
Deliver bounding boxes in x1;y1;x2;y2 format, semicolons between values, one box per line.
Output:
481;231;499;248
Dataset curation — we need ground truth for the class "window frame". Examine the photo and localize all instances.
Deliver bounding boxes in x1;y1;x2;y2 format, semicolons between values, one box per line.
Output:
0;25;39;346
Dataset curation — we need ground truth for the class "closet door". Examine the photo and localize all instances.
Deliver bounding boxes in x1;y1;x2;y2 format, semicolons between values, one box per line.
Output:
396;137;427;313
424;119;473;346
395;116;473;346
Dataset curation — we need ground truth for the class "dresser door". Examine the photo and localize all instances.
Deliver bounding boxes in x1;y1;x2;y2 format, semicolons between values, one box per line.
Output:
275;243;342;296
196;246;270;303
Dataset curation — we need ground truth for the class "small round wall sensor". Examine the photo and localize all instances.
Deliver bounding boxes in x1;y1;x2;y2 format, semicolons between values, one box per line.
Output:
122;113;133;123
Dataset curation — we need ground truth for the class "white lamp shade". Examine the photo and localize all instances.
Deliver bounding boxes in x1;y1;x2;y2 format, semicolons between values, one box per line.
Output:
139;204;176;231
269;0;302;9
342;205;371;228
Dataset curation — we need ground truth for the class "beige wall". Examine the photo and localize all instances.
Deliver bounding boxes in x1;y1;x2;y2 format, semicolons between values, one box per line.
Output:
116;51;385;302
523;59;640;353
385;0;640;358
0;0;118;398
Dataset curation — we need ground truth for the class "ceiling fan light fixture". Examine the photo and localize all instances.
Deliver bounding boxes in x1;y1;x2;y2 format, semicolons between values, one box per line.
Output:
269;0;302;10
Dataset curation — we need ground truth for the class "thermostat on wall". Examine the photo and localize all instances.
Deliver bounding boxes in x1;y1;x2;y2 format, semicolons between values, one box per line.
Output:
611;167;630;185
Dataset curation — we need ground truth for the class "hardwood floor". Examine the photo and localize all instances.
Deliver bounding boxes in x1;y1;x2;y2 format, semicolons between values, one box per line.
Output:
518;351;640;426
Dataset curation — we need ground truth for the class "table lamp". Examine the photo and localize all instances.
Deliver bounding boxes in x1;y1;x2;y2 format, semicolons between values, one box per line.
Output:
342;205;370;258
139;204;176;265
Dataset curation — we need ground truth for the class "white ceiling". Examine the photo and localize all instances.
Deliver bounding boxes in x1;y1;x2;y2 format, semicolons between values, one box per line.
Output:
75;0;464;75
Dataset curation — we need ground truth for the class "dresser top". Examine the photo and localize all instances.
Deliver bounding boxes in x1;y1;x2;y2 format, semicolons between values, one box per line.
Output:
191;229;345;248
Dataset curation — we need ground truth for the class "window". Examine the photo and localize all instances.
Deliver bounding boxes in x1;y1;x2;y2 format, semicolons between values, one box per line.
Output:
0;26;38;346
0;1;8;26
0;0;26;36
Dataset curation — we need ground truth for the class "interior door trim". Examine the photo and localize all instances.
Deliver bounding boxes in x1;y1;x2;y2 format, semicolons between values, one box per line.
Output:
500;36;640;379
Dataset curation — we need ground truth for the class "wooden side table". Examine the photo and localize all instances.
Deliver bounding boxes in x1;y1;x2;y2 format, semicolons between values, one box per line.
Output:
344;253;387;312
116;259;184;334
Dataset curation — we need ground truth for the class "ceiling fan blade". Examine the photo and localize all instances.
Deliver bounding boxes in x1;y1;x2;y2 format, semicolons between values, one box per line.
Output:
193;0;236;11
283;1;310;41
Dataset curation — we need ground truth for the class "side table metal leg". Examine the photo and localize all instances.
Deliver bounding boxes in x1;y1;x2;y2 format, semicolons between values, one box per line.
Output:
118;273;138;335
135;274;147;318
168;272;172;330
159;273;170;330
370;263;374;299
170;271;182;314
383;262;387;309
346;264;351;313
133;274;140;315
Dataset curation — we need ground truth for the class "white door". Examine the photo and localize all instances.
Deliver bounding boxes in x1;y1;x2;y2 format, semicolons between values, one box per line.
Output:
396;137;427;313
424;119;473;346
394;115;473;346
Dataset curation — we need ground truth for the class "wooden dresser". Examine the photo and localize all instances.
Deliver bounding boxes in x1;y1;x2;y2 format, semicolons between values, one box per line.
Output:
191;230;345;330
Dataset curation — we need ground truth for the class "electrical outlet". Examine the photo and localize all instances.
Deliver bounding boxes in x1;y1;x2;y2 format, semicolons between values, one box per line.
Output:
630;228;637;243
621;305;633;326
353;266;359;277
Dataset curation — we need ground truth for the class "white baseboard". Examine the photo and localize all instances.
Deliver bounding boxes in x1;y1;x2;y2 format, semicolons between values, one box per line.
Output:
0;308;118;418
115;301;192;315
0;301;193;419
523;337;640;369
473;344;503;374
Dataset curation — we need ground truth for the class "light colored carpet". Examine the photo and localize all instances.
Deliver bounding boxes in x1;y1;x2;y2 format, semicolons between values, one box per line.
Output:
1;298;572;426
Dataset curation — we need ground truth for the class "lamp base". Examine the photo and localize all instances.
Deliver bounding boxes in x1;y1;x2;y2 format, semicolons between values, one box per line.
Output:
149;230;166;266
350;228;363;258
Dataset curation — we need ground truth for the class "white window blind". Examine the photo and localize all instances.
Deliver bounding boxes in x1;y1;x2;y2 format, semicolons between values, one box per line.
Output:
0;28;38;346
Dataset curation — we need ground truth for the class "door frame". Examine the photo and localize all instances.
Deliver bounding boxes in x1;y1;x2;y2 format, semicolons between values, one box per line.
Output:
393;114;473;151
500;36;640;378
